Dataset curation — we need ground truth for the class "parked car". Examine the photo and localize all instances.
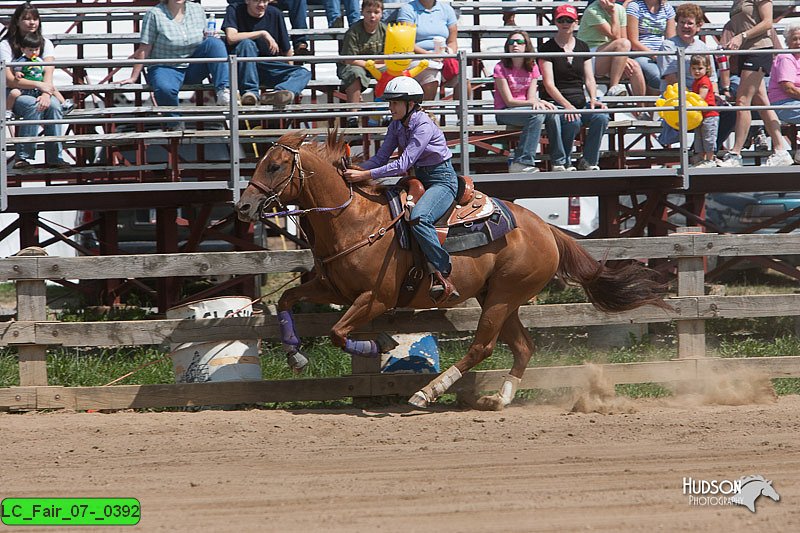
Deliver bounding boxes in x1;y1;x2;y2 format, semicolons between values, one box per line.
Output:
704;192;800;234
515;196;599;236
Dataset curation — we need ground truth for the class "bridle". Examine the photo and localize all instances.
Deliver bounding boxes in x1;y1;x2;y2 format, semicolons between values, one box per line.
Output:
249;142;353;219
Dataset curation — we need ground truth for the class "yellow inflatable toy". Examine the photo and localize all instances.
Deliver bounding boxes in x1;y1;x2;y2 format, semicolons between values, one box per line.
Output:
365;22;428;99
656;83;707;131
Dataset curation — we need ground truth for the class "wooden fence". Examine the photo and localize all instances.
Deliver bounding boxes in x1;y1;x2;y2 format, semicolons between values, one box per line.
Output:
2;232;800;411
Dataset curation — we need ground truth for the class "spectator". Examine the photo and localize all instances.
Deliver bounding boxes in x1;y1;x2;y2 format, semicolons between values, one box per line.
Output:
309;0;361;28
120;0;231;130
493;30;554;173
539;4;610;172
342;77;460;304
338;0;386;121
689;55;719;167
272;0;311;55
626;0;675;94
577;0;646;98
8;32;72;114
718;0;792;167
396;0;458;101
767;23;800;163
1;1;68;169
222;0;311;106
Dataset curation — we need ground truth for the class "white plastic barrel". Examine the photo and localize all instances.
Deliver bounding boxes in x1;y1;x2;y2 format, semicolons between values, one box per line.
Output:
166;296;262;383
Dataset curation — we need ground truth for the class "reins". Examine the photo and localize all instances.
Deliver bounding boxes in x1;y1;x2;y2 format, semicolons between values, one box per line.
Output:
247;142;405;265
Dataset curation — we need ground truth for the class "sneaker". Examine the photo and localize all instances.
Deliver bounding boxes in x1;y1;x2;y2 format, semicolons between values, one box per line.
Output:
764;150;794;167
718;152;743;167
61;98;74;115
509;161;540;173
345;117;359;128
240;92;258;106
577;159;600;171
12;158;30;169
46;160;71;169
551;164;576;172
294;42;312;56
691;159;717;168
216;88;231;106
260;90;294;107
605;84;628;98
331;16;344;28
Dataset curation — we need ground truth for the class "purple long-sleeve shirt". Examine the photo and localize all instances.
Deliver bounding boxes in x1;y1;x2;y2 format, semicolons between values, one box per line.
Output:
361;110;452;180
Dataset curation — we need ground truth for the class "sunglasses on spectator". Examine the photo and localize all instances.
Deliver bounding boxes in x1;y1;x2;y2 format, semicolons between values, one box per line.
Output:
556;17;576;24
506;38;526;45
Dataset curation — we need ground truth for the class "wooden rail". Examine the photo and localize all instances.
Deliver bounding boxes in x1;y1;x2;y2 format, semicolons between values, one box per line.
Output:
2;232;800;410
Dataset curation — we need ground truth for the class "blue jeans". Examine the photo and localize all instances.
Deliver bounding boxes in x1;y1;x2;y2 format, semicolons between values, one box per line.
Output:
634;56;661;91
309;0;361;25
234;40;311;96
274;0;309;47
13;94;65;163
773;98;800;124
544;105;609;166
496;107;545;166
410;159;458;275
145;37;230;110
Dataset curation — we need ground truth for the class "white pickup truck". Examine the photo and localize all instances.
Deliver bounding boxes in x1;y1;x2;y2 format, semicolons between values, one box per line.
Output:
516;196;599;236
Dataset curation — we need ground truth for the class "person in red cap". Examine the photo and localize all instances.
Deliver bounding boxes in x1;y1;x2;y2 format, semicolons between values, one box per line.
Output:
538;3;610;172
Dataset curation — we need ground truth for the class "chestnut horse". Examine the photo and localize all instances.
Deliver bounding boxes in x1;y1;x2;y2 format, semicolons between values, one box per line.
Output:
236;132;669;410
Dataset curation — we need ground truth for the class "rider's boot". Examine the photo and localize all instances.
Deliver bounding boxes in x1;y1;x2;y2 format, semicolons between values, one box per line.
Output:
429;271;460;304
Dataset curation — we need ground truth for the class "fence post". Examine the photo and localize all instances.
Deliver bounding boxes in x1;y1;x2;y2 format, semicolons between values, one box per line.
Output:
14;246;48;386
673;227;705;359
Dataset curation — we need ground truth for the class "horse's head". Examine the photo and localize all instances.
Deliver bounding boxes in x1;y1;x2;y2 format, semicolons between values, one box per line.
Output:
760;480;780;502
237;132;308;222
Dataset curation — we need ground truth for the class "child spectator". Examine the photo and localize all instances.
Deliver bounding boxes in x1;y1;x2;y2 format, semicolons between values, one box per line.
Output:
337;0;386;125
689;55;719;167
493;30;554;173
9;32;71;113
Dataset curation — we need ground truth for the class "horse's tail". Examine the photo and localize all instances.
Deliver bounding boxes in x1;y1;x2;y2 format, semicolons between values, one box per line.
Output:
549;226;672;312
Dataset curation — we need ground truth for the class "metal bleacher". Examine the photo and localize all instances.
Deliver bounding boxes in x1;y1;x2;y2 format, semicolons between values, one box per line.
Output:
1;0;799;309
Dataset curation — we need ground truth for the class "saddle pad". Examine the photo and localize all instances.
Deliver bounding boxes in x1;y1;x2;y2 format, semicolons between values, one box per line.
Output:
386;187;411;249
443;198;517;253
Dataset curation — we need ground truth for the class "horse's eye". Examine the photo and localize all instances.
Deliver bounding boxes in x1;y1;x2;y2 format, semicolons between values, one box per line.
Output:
268;163;281;173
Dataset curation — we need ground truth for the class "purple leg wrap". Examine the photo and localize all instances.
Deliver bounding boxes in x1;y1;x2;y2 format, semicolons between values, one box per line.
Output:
344;338;380;357
278;310;300;351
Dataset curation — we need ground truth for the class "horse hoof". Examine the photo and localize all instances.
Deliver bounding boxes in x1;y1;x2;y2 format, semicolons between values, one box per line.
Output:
286;350;308;373
408;391;429;408
475;393;506;411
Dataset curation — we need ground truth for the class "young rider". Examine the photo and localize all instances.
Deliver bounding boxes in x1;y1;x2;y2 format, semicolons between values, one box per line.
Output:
343;76;459;304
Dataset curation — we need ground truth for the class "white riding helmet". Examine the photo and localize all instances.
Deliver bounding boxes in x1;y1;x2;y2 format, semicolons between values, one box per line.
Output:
383;77;424;103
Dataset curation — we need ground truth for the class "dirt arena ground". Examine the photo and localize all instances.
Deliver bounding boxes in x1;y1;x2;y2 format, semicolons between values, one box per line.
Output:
2;388;798;532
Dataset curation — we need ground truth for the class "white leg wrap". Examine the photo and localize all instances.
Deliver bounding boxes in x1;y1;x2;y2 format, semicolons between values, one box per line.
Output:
427;366;463;401
498;374;522;406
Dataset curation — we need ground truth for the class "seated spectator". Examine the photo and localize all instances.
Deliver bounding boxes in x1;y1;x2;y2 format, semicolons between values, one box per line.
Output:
119;0;231;130
396;0;458;101
493;31;554;173
222;0;311;106
577;0;646;98
337;0;387;123
767;23;800;163
626;0;675;95
8;32;72;115
539;4;610;171
1;1;68;168
768;23;800;123
309;0;361;28
718;0;791;167
272;0;311;55
690;55;719;167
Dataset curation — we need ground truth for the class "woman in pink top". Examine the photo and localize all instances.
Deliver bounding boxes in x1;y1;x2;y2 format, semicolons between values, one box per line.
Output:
767;23;800;133
493;31;555;173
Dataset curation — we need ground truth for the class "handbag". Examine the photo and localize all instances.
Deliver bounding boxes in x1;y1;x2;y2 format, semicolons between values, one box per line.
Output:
442;57;459;82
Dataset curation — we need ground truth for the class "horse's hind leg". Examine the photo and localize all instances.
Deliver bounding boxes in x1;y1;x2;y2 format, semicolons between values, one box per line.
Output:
475;311;533;411
409;298;517;408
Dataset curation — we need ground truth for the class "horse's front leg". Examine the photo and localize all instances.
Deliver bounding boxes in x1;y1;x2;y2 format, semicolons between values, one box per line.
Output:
329;290;392;358
277;278;343;372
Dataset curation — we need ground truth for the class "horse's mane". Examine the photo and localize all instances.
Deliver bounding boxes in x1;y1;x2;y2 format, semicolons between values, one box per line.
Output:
280;129;384;192
739;475;768;485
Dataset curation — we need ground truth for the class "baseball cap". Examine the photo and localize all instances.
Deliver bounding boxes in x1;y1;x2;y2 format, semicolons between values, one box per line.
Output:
554;4;579;21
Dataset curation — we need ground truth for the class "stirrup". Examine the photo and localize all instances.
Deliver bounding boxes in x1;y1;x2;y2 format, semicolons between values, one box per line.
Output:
429;272;460;304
